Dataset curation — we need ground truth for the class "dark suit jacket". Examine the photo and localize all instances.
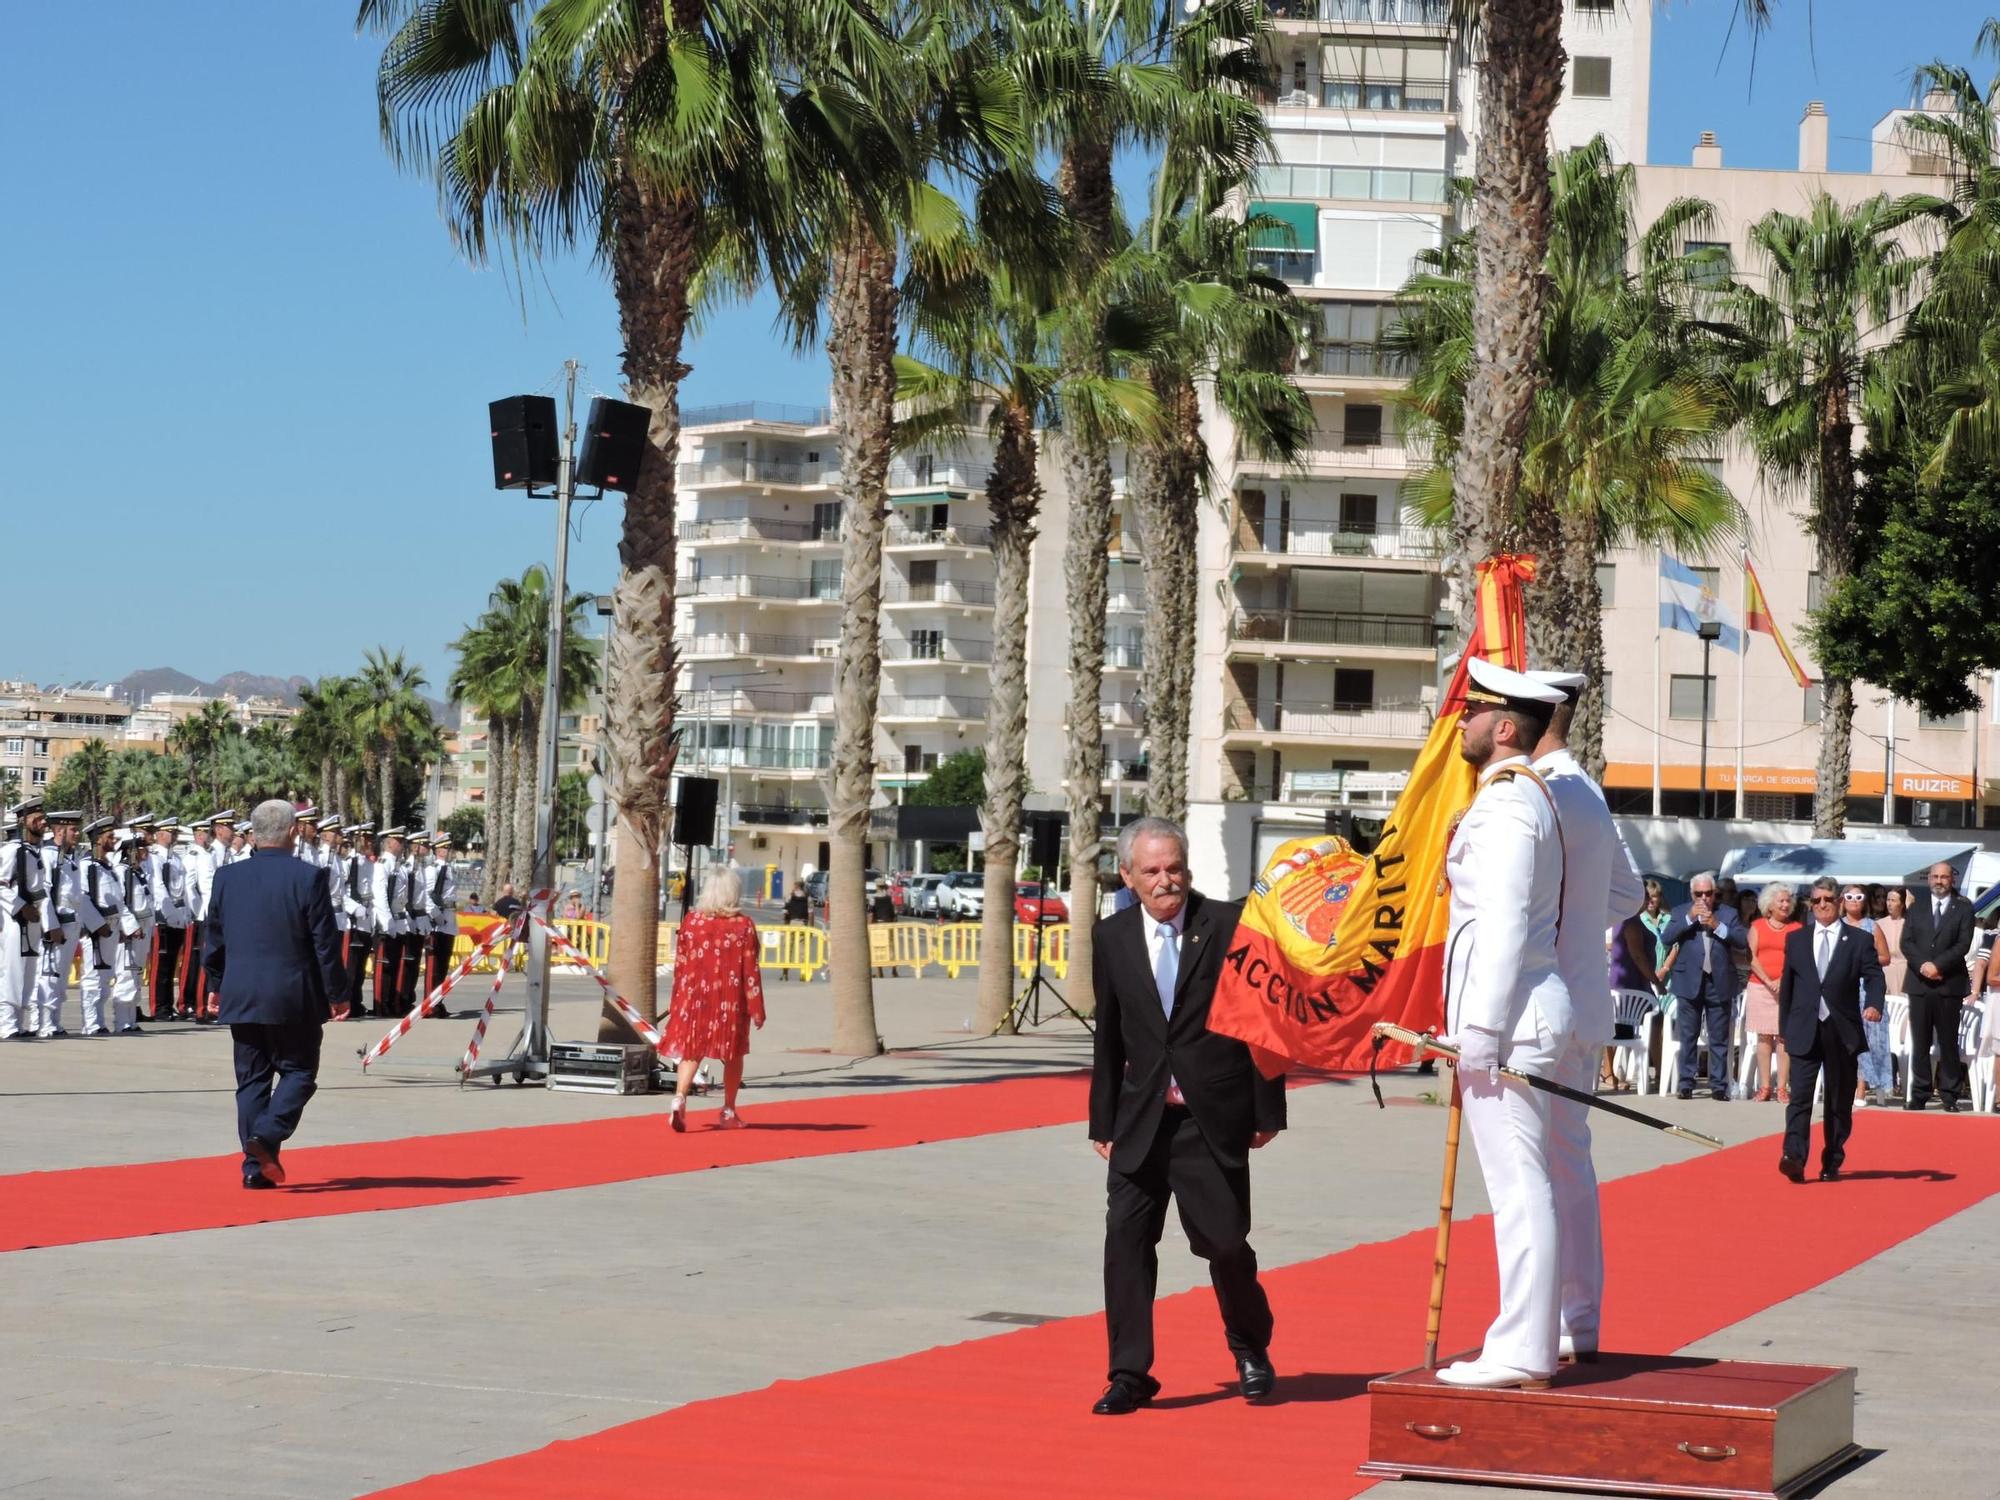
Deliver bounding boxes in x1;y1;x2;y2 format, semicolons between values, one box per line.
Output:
202;848;347;1026
1659;902;1748;1001
1778;920;1883;1058
1900;891;1974;999
1088;891;1285;1174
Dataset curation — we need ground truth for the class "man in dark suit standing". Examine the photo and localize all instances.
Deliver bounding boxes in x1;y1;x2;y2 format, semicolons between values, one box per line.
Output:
1901;861;1975;1112
1658;872;1748;1100
1778;877;1884;1182
202;799;346;1189
1088;817;1285;1416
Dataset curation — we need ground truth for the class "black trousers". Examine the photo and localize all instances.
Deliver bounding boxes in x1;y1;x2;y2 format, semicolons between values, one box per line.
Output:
1908;989;1966;1105
183;920;208;1013
345;931;374;1014
427;931;456;1001
1784;1020;1860;1173
230;1019;322;1181
1103;1104;1273;1388
149;923;184;1017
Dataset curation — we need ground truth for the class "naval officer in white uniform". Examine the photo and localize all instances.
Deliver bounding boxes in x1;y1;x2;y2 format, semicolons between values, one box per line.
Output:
1527;668;1646;1366
1438;657;1571;1390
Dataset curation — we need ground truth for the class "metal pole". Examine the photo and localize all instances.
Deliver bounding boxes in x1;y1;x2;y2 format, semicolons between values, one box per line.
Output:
1884;697;1897;826
1698;633;1714;821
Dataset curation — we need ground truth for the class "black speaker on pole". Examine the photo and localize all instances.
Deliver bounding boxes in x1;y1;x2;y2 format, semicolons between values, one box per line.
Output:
489;395;560;490
674;776;720;848
1029;812;1063;876
576;397;652;491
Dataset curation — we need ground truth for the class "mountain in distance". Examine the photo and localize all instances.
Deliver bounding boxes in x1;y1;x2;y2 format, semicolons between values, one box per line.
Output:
87;667;455;725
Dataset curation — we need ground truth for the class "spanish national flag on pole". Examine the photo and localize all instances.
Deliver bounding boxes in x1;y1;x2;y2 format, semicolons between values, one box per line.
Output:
1207;555;1537;1075
1743;554;1811;689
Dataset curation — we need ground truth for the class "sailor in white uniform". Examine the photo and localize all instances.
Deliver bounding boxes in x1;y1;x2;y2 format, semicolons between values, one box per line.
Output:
148;817;191;1020
1438;658;1571;1389
425;833;461;1005
1527;669;1647;1366
1;798;51;1040
32;809;90;1037
79;819;123;1037
111;831;155;1034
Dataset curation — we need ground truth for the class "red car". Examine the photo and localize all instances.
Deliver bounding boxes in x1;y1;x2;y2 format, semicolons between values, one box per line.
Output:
1013;882;1069;924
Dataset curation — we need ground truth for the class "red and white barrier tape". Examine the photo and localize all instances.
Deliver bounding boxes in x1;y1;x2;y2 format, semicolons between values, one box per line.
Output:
456;936;520;1077
359;913;524;1069
530;912;667;1052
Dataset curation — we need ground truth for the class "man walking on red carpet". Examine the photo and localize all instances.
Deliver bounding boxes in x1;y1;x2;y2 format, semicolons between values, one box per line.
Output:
1777;877;1882;1183
1088;817;1285;1415
202;799;346;1190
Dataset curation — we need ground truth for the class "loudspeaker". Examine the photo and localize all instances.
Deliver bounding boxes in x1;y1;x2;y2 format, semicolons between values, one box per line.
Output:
1326;807;1387;856
1029;812;1063;875
576;397;651;491
489;395;560;490
673;776;719;848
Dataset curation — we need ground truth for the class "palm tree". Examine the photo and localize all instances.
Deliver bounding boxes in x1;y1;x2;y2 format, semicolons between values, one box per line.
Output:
62;738;112;821
292;676;360;816
168;698;241;808
355;647;433;831
1722;192;1930;836
1392;137;1745;775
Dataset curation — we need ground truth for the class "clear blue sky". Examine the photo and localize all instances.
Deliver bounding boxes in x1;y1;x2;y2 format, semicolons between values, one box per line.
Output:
3;1;1992;693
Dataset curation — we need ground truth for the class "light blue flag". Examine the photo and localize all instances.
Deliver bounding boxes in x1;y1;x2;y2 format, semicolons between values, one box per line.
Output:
1658;554;1743;652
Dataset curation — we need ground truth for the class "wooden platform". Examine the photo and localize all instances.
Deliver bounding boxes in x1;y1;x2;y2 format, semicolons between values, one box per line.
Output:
1359;1353;1861;1499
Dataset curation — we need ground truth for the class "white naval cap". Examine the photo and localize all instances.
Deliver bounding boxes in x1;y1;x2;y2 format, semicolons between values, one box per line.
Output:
1465;655;1567;710
1527;669;1588;703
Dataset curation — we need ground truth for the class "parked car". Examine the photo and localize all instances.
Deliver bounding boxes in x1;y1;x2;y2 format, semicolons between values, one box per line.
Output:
1014;882;1069;925
936;870;985;918
804;871;828;908
907;873;947;917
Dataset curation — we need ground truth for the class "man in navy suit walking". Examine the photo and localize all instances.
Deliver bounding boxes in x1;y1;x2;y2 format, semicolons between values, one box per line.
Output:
1777;876;1885;1184
202;799;346;1189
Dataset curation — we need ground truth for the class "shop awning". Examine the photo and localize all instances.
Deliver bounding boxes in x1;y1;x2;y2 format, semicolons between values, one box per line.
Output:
1249;199;1318;249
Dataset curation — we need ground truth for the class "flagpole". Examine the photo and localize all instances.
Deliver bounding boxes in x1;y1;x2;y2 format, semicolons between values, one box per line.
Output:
1735;551;1748;820
1652;552;1663;817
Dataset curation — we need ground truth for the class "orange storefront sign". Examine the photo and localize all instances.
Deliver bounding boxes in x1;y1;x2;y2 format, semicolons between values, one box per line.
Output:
1604;763;1975;801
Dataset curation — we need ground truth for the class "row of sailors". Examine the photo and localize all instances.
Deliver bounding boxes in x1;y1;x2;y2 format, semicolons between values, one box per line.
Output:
0;799;459;1039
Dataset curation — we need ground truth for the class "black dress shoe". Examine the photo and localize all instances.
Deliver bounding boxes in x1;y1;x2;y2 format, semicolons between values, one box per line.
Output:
1819;1167;1842;1182
242;1174;276;1191
1677;1089;1694;1101
1092;1379;1156;1416
245;1136;286;1186
1711;1087;1731;1101
1778;1155;1806;1183
1238;1351;1277;1403
1905;1097;1928;1111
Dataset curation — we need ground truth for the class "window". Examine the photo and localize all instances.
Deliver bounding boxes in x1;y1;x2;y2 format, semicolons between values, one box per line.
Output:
1685;240;1733;288
3;738;19;755
31;768;46;786
810;558;843;599
1921;708;1968;731
907;559;939;601
903;745;938;774
909;629;943;660
1333;668;1375;708
1573;56;1612;98
1804;681;1822;722
33;739;48;757
1319;39;1448;113
1669;674;1718;720
1343;405;1384;447
1339;493;1380;534
811;501;842;540
1576;0;1615;10
1601;672;1612;711
1806;570;1825;611
1745;792;1794;821
1595;561;1617;606
1316;301;1409;378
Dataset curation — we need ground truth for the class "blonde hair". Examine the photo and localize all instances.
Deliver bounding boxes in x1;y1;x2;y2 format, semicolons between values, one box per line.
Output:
696;866;743;915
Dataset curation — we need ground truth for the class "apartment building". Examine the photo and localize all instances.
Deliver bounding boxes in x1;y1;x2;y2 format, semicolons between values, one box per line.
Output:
123;691;297;743
1188;0;1650;886
0;684;134;795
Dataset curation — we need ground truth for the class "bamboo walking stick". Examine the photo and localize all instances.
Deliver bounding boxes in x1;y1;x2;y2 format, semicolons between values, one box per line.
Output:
1425;1070;1463;1369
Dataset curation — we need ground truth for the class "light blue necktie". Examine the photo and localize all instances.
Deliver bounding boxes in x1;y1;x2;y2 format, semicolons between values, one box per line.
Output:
1153;921;1179;1020
1816;926;1833;980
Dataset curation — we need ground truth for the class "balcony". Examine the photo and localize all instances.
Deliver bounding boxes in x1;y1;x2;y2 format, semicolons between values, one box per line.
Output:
881;580;996;608
1245;768;1413;804
1237;433;1419;477
1100;698;1143;728
693;745;835;772
676;457;839;488
1309;343;1416;381
682;401;833;429
881;638;994;665
690;688;834;717
1229;609;1436;652
1106;590;1147;615
1104;645;1144;671
1226;699;1431;743
733;802;830;829
680;632;836;661
878;695;990;723
887;458;993;492
1235;521;1445;565
1252;163;1447;206
682;517;827;545
680;572;843;604
1267;0;1449;23
885;520;995;550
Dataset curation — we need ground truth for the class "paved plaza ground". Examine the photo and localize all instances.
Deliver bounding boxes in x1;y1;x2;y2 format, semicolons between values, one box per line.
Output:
1;970;1996;1499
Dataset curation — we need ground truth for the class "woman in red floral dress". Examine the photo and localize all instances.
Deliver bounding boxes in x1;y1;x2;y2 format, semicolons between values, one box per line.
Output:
664;867;766;1130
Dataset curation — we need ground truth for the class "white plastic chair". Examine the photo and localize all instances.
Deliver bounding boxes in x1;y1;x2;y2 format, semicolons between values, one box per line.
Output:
1959;1006;1991;1113
1885;994;1912;1102
1654;995;1682;1097
1608;990;1655;1090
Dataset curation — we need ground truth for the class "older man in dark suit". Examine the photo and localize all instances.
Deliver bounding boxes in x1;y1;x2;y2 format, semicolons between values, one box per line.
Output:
1778;877;1885;1183
1901;861;1975;1112
1088;816;1286;1416
202;799;346;1189
1659;871;1748;1100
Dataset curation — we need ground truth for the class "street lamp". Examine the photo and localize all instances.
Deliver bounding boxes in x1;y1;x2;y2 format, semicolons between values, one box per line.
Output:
1697;620;1722;820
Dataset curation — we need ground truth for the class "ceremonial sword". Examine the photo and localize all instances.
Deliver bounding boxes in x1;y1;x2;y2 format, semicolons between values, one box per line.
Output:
1369;1021;1725;1151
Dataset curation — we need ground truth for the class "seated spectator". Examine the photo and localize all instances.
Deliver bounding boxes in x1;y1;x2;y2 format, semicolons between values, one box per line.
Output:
1606;885;1663;1090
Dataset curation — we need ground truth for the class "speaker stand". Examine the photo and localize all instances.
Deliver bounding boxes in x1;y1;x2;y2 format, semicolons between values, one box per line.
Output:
1001;920;1092;1035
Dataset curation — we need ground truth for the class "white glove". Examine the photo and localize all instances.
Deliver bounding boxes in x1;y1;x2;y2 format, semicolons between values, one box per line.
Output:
1451;1025;1502;1082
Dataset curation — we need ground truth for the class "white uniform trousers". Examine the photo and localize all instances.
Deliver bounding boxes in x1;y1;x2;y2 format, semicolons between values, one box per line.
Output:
1547;1034;1604;1349
33;926;79;1035
80;934;117;1034
109;935;145;1032
0;921;38;1039
1459;1013;1564;1377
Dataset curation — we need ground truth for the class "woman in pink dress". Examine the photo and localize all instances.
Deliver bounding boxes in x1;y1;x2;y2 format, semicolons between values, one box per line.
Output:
663;868;766;1131
1745;883;1800;1102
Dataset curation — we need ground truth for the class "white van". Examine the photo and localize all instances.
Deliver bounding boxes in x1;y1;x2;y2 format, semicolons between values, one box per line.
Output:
1721;840;2000;903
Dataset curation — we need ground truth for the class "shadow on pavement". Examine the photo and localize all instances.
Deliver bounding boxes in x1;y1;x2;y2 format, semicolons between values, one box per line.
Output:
287;1175;523;1194
1149;1370;1379;1410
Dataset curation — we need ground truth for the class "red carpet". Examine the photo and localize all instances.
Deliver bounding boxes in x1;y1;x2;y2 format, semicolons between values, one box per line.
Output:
370;1112;2000;1498
0;1072;1094;1253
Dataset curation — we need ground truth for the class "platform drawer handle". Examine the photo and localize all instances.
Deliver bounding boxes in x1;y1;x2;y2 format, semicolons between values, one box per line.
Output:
1407;1423;1461;1440
1678;1442;1738;1462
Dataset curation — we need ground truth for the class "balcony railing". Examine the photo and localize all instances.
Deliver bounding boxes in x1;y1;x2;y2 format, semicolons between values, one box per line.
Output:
733;802;830;828
1227;699;1431;740
1100;699;1144;728
885;521;995;549
688;688;834;716
1320;79;1448;113
1106;591;1147;614
682;401;833;428
681;632;833;659
881;580;997;607
1252;164;1447;205
881;638;994;664
1239;521;1445;562
677;457;840;488
1229;609;1436;649
879;695;991;720
1107;758;1151;782
1313;343;1417;379
1268;0;1448;20
1242;434;1418;474
682;516;825;544
1104;645;1145;669
680;573;843;602
692;745;834;772
1250;248;1315;286
887;458;993;490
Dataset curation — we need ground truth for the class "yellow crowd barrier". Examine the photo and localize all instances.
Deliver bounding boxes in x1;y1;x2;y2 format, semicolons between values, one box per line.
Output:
867;922;935;976
934;921;982;978
1012;922;1069;981
552;918;609;969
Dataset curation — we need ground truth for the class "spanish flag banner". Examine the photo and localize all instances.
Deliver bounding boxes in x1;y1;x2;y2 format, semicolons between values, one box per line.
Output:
1207;555;1536;1075
1743;554;1811;690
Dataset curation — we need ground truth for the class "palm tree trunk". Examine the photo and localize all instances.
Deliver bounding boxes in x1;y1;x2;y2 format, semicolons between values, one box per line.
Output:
1134;375;1204;824
1811;403;1859;837
512;703;538;893
1448;0;1566;627
976;418;1041;1034
825;224;896;1057
379;744;395;834
1554;505;1608;779
485;713;508;889
335;763;350;823
320;756;336;823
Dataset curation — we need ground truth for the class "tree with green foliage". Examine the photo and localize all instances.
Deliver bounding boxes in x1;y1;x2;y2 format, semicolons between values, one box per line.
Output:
906;749;988;807
442;804;485;853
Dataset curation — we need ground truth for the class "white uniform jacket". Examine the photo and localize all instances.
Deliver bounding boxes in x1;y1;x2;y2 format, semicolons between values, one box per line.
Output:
1533;749;1646;1045
318;844;350;931
1445;755;1571;1045
2;833;48;950
342;853;376;933
187;844;216;922
372;856;407;937
426;861;459;938
118;860;155;941
82;858;123;969
407;858;432;935
150;847;191;929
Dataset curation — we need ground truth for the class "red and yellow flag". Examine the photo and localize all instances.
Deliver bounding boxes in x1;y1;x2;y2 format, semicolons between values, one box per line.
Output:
1206;555;1536;1075
1743;556;1810;689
